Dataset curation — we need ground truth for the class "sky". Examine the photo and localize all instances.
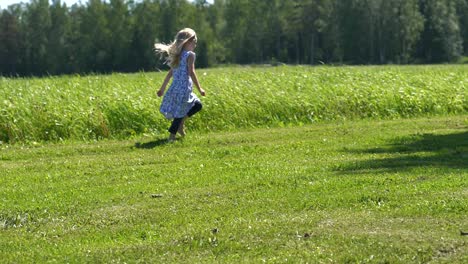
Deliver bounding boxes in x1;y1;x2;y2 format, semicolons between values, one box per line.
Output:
0;0;213;9
0;0;87;8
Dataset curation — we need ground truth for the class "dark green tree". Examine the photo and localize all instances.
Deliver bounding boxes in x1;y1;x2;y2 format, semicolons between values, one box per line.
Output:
129;0;161;71
455;0;468;56
47;0;71;74
0;0;466;76
107;0;132;71
0;7;23;75
23;0;51;75
383;0;423;63
418;0;463;62
222;0;249;63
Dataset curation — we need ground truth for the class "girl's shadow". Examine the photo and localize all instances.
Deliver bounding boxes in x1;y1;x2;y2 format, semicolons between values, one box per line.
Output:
135;139;169;149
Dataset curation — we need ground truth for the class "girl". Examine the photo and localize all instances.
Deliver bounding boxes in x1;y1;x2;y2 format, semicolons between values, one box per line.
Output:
155;28;206;141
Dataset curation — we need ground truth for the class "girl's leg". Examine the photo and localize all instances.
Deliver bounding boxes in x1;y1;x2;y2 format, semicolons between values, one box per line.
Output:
178;116;187;136
179;102;202;136
187;101;202;117
169;117;183;136
169;102;203;139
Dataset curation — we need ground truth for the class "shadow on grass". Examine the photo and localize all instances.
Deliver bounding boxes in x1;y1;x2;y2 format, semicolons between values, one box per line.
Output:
338;131;468;172
135;138;170;149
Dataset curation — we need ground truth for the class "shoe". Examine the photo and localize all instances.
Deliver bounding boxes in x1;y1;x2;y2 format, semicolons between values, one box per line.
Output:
168;134;176;142
178;128;186;137
178;117;187;137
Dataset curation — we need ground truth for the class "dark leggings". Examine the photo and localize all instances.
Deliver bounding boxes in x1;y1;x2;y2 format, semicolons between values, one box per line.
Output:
168;101;203;134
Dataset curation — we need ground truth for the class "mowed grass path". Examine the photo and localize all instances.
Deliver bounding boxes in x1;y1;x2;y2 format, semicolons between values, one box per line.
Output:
1;116;467;263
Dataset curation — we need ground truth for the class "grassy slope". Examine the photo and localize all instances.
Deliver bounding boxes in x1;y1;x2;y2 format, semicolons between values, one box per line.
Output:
1;115;467;263
1;65;467;143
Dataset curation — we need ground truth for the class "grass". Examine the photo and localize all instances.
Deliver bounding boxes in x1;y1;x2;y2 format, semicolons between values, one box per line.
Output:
1;115;467;263
1;65;466;143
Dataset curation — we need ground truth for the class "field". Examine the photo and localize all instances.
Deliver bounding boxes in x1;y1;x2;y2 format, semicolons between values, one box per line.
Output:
0;65;467;263
0;65;466;143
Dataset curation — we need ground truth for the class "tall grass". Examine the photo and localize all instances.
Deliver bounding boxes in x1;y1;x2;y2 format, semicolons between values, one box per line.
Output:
1;65;466;143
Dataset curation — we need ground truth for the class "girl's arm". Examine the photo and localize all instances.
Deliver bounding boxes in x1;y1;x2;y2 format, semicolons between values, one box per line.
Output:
187;52;206;96
157;69;173;97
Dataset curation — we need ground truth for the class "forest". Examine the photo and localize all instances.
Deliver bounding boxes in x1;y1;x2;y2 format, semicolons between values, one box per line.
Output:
0;0;467;76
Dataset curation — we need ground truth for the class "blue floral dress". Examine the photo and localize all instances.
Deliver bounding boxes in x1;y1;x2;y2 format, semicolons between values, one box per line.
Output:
160;50;200;119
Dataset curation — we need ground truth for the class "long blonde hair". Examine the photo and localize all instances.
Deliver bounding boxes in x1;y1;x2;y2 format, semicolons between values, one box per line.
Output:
154;28;197;68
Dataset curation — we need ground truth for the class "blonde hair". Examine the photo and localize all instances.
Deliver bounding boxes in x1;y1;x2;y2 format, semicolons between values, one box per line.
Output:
154;28;197;68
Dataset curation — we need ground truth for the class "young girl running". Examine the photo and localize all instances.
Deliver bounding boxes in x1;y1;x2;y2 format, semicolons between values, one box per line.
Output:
155;28;206;141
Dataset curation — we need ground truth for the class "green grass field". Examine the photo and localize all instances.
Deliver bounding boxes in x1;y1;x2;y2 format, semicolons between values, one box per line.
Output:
1;65;466;143
1;116;467;263
0;65;467;262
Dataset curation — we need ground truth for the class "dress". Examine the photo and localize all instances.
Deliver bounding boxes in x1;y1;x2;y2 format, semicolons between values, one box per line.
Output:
160;50;200;119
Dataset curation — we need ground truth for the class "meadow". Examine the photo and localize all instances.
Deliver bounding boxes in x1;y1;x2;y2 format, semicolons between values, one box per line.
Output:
0;65;466;143
1;116;467;263
0;65;467;263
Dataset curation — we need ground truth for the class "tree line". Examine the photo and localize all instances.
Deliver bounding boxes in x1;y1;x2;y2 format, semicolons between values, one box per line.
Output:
0;0;467;76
